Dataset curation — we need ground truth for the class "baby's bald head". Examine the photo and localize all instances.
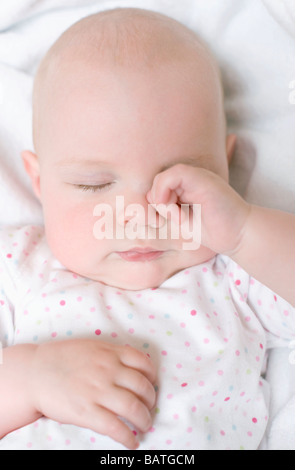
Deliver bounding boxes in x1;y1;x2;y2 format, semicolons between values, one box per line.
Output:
32;8;224;155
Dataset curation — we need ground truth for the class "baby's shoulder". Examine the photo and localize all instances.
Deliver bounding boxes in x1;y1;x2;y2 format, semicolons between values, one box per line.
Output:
0;224;45;261
0;225;49;281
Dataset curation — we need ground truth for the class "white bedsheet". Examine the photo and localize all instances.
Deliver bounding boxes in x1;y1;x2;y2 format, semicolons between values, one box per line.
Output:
0;0;294;450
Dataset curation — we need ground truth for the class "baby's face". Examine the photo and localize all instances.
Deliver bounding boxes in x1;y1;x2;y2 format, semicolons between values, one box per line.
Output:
25;57;232;290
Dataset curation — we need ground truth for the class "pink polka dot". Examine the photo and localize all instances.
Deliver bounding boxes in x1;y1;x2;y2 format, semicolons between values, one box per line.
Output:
220;430;226;436
26;442;33;448
161;350;167;356
111;332;118;338
235;350;240;356
60;300;66;306
180;322;186;328
6;253;12;259
181;382;188;387
187;427;192;433
90;437;96;443
65;439;71;445
195;356;202;361
224;397;230;401
252;417;257;423
166;439;172;445
77;296;83;302
190;309;197;316
235;280;241;286
176;363;182;369
198;381;205;387
95;329;101;336
247;431;252;437
167;394;173;399
202;267;208;273
203;338;210;344
128;328;135;334
217;370;224;376
51;332;57;338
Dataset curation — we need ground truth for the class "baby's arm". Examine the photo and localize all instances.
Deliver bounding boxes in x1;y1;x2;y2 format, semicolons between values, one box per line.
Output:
0;344;42;437
230;205;295;307
148;164;295;307
0;339;156;449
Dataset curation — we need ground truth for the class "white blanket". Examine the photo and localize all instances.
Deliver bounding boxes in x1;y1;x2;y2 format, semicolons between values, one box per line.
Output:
0;0;295;450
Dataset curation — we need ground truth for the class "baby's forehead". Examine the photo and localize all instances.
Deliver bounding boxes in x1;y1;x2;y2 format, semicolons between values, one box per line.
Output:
37;8;218;86
33;8;223;153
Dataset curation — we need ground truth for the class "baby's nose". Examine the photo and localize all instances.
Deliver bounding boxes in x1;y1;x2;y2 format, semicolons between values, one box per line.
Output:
117;194;166;229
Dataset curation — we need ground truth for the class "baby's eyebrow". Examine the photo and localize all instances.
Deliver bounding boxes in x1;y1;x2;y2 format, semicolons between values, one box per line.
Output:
56;159;110;169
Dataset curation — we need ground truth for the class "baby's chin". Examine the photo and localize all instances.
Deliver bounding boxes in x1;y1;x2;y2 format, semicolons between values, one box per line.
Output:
67;246;217;291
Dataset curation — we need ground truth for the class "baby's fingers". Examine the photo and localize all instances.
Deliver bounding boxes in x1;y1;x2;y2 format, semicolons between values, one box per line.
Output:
119;346;157;385
89;406;140;450
116;367;157;410
147;164;191;205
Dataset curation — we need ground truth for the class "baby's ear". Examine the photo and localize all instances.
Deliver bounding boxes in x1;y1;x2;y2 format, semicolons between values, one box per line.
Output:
226;134;236;164
21;150;41;200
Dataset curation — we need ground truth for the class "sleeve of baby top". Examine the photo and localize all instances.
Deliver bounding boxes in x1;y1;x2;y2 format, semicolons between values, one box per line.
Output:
246;272;295;349
0;227;19;348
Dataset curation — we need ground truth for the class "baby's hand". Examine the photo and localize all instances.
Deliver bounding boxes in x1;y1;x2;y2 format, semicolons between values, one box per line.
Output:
147;164;251;256
29;339;157;449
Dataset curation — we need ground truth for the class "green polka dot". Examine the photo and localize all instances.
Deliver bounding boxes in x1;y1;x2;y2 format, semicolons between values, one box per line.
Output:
166;331;172;336
204;416;209;423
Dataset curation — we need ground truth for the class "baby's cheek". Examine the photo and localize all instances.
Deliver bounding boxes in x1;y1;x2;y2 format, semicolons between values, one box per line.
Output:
44;200;96;259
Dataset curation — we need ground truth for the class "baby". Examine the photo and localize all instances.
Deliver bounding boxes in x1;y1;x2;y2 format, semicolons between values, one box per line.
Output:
0;7;295;451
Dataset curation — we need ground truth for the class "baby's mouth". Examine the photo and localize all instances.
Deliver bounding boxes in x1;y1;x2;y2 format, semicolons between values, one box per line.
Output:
115;247;165;262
